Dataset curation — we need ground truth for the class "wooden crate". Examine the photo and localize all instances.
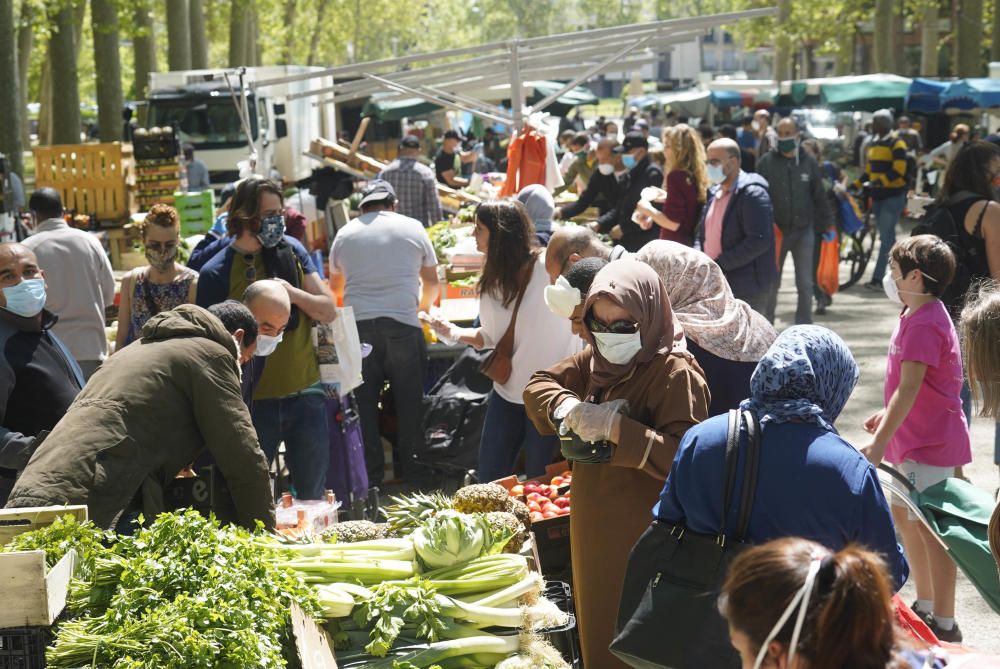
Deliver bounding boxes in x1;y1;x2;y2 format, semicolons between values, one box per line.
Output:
0;549;77;628
33;143;133;222
0;505;88;546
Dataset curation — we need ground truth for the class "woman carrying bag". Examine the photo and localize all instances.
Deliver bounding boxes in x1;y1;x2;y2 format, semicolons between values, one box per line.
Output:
523;261;710;669
425;200;578;481
617;326;907;668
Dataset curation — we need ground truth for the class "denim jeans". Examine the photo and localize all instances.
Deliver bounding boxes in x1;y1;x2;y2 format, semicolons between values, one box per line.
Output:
961;381;1000;465
765;226;815;325
355;318;427;486
251;393;330;499
870;192;908;284
478;392;559;482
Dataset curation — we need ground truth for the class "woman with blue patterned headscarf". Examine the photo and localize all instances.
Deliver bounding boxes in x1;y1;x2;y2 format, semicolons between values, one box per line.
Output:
652;325;909;591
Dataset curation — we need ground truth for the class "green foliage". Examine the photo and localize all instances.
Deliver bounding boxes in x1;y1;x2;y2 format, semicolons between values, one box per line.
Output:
2;514;114;578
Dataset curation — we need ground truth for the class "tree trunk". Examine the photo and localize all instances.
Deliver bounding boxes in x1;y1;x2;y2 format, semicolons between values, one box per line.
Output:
133;0;157;99
228;0;249;66
166;0;192;71
16;0;32;148
248;2;260;66
891;2;904;72
38;60;52;146
280;0;296;64
993;0;1000;61
773;0;792;80
189;0;208;69
873;0;893;72
306;0;331;65
955;0;984;76
920;0;939;76
92;0;123;142
0;0;23;175
50;2;81;145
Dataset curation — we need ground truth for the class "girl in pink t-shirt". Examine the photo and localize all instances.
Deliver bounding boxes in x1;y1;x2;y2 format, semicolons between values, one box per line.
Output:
862;235;971;643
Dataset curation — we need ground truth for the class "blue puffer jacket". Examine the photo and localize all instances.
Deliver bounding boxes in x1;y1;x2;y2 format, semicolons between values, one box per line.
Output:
695;171;777;298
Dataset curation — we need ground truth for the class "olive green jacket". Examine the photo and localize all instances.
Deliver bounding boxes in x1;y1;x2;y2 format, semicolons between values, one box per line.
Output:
6;305;274;531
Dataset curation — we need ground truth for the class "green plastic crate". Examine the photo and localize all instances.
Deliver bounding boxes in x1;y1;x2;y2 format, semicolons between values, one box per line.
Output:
173;190;215;236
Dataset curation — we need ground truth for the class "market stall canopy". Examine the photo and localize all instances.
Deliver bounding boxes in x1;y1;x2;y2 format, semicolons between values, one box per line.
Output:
819;74;912;112
906;78;950;113
941;78;1000;110
361;94;441;122
628;89;712;117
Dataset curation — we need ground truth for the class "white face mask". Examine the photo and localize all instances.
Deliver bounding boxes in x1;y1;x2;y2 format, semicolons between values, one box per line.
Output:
255;332;283;357
593;331;642;365
597;163;615;176
544;276;582;319
882;271;929;307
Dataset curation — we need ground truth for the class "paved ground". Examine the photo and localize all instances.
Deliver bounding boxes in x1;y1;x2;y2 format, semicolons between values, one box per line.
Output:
769;226;1000;653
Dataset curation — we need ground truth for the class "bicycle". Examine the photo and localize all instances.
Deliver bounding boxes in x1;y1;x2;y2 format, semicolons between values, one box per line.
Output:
837;190;877;290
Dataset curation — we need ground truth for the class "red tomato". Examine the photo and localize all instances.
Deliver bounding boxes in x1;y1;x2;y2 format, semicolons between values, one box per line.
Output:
530;511;545;523
556;506;570;515
553;497;570;509
542;510;559;519
510;484;524;496
547;487;559;500
527;501;541;513
524;483;542;495
550;476;564;487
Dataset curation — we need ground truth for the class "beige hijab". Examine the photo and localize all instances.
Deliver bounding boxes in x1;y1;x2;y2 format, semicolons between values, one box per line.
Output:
636;240;776;362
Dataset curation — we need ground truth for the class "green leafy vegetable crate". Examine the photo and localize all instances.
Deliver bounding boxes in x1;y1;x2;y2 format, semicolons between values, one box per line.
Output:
0;549;77;628
0;506;88;548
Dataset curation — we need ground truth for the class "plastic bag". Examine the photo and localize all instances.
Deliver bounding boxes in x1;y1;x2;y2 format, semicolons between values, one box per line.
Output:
312;306;363;397
816;226;839;297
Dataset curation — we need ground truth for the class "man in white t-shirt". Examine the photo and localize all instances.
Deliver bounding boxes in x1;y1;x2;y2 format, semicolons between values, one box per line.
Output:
329;180;440;486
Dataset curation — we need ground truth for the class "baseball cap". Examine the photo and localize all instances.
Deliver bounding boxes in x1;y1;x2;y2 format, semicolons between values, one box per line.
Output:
443;129;463;141
613;131;648;153
359;180;396;207
399;135;421;149
634;119;650;131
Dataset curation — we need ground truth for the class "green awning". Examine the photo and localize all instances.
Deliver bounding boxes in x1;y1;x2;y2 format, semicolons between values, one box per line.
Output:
526;80;600;108
819;75;912;112
361;95;441;122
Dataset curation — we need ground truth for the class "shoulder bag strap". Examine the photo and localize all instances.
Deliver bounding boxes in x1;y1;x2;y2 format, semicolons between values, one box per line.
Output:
972;200;990;239
735;409;762;542
719;409;742;540
495;263;531;356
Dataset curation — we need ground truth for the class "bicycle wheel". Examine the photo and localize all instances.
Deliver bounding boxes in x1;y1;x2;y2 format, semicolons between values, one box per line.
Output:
839;214;877;290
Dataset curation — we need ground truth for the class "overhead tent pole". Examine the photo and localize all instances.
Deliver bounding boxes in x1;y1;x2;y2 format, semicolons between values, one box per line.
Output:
531;36;652;114
508;40;524;131
363;73;515;126
422;86;511;118
251;7;778;90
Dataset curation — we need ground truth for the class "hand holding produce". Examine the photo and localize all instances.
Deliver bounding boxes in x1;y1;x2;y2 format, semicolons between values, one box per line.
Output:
418;310;461;345
640;186;667;203
563;398;629;443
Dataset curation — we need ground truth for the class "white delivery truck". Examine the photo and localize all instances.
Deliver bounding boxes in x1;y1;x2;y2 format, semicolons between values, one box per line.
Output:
145;66;335;189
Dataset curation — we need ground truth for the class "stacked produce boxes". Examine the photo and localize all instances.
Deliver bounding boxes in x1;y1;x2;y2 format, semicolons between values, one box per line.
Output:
133;127;182;210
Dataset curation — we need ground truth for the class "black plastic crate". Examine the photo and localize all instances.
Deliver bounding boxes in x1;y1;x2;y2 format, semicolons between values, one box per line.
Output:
533;514;571;574
0;626;51;669
542;581;581;668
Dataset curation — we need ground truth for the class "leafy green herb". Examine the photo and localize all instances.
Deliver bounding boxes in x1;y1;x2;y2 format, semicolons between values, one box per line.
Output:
2;514;114;579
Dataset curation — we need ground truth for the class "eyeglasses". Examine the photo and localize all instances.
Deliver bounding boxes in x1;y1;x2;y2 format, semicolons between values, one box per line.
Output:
586;316;639;335
242;254;256;282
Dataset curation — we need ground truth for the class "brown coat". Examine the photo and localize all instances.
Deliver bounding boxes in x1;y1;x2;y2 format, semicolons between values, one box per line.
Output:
524;348;710;669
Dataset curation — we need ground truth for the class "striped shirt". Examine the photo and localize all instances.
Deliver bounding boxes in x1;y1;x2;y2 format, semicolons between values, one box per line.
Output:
855;132;909;198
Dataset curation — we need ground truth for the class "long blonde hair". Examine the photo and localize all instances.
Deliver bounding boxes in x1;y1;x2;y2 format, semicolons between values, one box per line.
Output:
961;281;1000;419
663;124;709;204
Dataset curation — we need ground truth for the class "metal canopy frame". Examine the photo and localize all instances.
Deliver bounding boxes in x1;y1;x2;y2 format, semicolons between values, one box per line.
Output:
252;7;777;129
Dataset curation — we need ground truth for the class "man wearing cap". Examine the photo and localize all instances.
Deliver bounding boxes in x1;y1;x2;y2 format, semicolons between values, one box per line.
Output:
634;119;663;151
377;136;444;227
435;130;471;188
597;131;663;252
329;180;440;487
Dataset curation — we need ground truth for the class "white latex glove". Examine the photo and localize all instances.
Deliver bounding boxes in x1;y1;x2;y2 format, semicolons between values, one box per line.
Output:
832;182;847;196
640;186;668;203
418;310;460;345
554;397;582;431
563;399;630;443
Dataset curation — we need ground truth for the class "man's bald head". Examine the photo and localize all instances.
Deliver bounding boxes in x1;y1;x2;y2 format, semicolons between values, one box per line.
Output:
0;243;44;312
707;138;742;186
242;279;291;336
545;226;610;283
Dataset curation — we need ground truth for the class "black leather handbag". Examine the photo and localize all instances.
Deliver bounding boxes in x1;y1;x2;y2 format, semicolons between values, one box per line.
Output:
610;409;762;669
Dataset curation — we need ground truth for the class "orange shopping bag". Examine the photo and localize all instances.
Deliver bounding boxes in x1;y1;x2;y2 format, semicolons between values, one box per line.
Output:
774;225;782;271
816;226;839;297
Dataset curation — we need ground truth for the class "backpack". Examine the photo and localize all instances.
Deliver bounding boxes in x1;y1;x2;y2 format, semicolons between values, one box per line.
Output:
911;191;991;316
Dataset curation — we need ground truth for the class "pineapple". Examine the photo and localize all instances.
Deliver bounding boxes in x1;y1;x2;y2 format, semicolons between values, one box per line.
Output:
452;483;510;514
382;491;453;535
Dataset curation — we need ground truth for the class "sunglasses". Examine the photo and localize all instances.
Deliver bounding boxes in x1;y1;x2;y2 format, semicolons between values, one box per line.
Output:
586;316;639;335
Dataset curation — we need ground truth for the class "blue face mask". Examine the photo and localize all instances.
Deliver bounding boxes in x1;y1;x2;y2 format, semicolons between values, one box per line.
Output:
2;278;47;318
621;154;637;170
257;214;286;249
707;164;726;184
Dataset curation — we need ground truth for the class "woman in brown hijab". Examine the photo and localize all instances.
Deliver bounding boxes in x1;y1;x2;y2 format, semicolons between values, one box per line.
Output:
524;260;710;669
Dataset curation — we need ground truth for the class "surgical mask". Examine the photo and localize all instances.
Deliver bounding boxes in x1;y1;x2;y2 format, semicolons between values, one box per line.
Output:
544;276;582;319
145;246;178;272
257;214;286;249
621;154;637;170
2;278;46;318
707;164;727;184
777;137;797;153
752;558;824;669
883;271;931;307
597;163;615;176
255;332;283;357
593;331;642;365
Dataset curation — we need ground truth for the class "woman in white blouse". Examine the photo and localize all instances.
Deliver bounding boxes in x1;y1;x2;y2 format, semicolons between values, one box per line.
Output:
426;200;579;481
